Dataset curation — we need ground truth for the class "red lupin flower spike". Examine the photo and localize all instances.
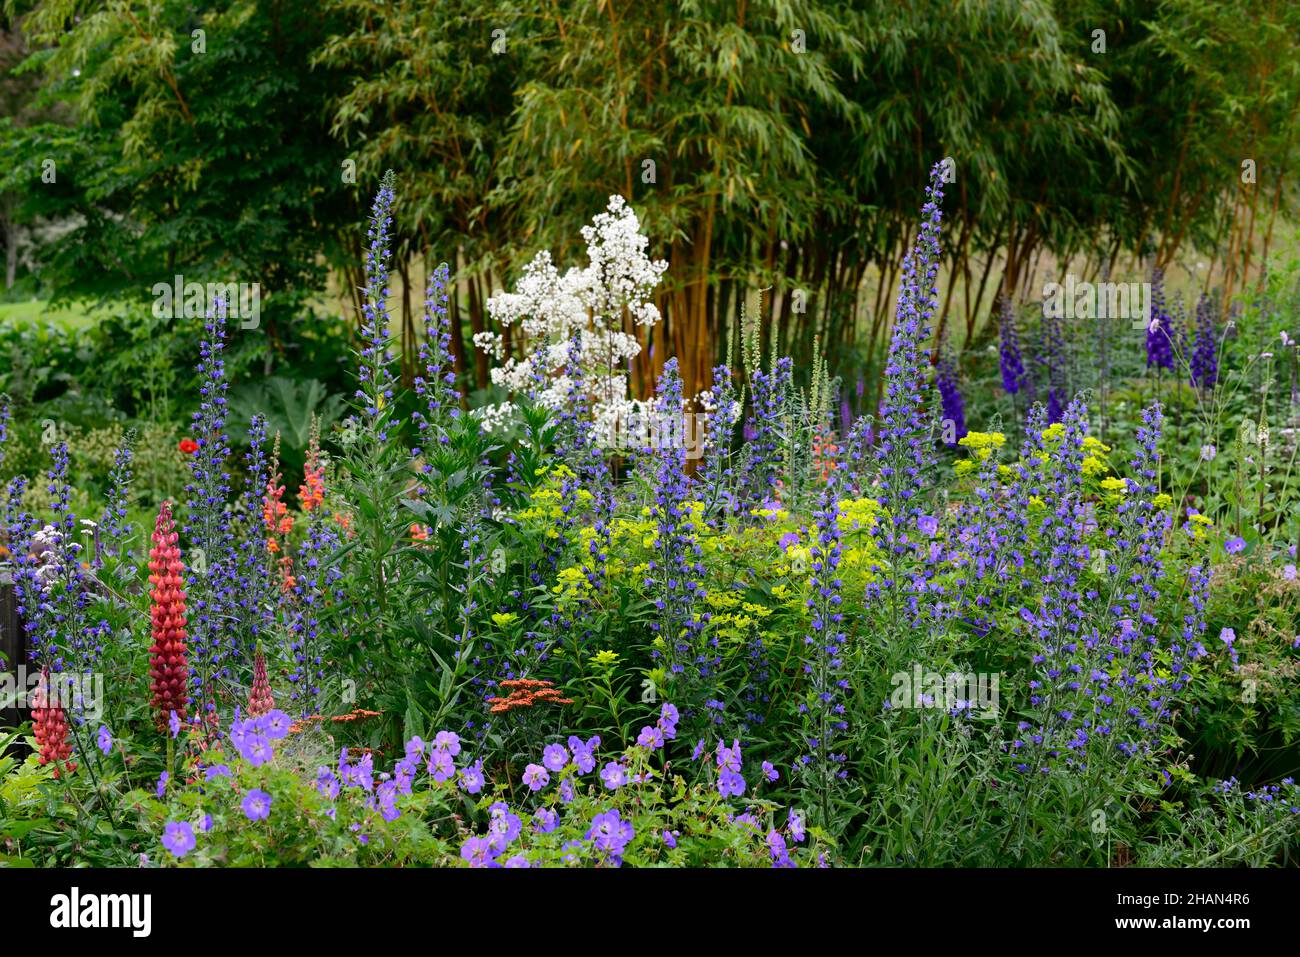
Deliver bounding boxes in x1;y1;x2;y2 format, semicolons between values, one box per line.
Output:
247;644;274;717
32;670;76;778
148;501;189;732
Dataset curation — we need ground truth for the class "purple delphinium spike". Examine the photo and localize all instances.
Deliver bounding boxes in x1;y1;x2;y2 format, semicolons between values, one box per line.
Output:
1145;267;1174;371
935;343;966;446
998;296;1025;395
1188;293;1219;390
1036;307;1069;425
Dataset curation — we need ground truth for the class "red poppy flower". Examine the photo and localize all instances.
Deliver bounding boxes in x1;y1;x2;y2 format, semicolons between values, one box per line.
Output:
178;439;199;454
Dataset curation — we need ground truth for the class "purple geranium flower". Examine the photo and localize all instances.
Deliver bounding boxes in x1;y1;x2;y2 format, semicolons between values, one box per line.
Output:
161;821;195;858
636;725;665;749
461;835;496;868
459;759;485;794
261;710;291;740
241;788;272;822
522;763;550;791
542;743;569;772
600;762;628;790
427;748;456;783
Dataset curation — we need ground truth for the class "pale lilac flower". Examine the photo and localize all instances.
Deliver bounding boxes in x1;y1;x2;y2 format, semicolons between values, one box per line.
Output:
459;760;485;794
533;808;559;833
636;725;665;749
427;748;456;783
789;809;806;842
600;762;628;790
542;743;569;772
523;763;550;791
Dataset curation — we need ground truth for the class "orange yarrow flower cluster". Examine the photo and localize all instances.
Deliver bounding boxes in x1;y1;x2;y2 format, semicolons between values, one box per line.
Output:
487;678;574;714
287;709;383;735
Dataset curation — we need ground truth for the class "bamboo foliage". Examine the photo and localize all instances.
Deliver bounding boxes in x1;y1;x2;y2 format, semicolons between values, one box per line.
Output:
3;0;1297;401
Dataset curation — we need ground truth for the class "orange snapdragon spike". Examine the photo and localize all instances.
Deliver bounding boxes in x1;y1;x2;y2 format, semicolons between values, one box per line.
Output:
300;442;326;512
811;429;840;481
262;479;287;531
147;502;189;732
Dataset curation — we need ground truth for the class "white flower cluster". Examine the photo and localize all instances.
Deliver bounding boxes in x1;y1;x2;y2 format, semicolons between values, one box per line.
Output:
28;524;65;589
473;196;668;433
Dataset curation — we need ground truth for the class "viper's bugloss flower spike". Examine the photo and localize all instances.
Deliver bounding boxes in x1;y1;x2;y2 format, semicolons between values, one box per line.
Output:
0;392;11;468
148;501;190;731
183;300;240;696
412;260;461;446
356;170;399;441
798;470;848;797
876;161;945;515
647;358;710;689
98;431;136;565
